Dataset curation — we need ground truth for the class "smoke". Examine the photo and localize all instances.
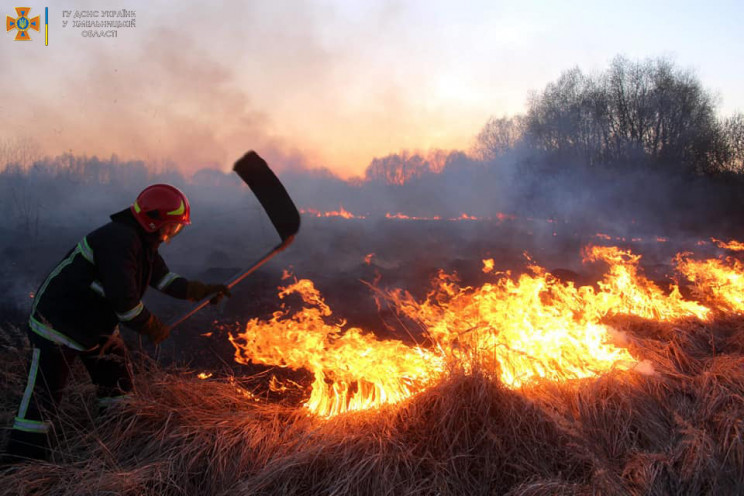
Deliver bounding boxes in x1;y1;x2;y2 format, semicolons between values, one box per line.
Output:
0;1;491;178
0;1;348;176
34;30;277;174
278;144;744;243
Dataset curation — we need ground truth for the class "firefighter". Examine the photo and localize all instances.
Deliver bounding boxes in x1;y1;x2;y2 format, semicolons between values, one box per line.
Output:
4;184;230;462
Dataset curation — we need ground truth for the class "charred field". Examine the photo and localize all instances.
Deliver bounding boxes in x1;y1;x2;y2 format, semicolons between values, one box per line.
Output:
2;213;744;495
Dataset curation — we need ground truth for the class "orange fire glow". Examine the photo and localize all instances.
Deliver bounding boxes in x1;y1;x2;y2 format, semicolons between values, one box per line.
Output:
675;254;744;313
229;278;441;417
385;212;442;221
228;243;744;418
712;237;744;252
581;246;709;321
482;258;495;273
301;206;365;219
383;212;504;221
300;210;533;223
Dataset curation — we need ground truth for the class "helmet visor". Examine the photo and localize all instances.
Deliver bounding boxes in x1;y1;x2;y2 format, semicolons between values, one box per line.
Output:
161;222;185;242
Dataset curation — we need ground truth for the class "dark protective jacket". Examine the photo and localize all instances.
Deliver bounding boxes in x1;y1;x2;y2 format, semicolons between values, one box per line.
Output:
29;208;188;350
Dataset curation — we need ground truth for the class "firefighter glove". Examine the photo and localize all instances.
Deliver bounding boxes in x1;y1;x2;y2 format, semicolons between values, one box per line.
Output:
186;280;231;305
140;314;170;345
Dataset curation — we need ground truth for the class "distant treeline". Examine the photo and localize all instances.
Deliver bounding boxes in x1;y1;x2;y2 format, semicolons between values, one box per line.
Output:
357;57;744;238
2;56;743;239
0;153;246;237
359;58;744;185
473;56;744;174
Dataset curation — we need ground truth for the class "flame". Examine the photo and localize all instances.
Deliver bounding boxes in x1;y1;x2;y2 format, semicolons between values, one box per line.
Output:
197;372;213;380
364;253;375;265
229;279;441;417
383;212;518;222
675;254;744;313
269;375;304;393
482;258;495;273
581;246;709;321
300;206;365;219
385;212;442;221
712;237;744;252
453;213;479;220
228;243;744;418
388;260;639;389
298;210;540;223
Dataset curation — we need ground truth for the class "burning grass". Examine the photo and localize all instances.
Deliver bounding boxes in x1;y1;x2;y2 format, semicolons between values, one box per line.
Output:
1;316;744;494
229;245;743;417
3;244;744;494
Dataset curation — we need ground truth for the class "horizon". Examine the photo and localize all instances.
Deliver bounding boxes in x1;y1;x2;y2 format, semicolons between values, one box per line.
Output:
2;1;743;179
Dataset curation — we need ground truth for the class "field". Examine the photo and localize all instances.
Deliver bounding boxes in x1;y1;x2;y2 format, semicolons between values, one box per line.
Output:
1;217;744;495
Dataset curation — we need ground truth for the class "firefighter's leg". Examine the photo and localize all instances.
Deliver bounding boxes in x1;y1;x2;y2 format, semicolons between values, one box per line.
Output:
81;329;133;411
5;336;75;461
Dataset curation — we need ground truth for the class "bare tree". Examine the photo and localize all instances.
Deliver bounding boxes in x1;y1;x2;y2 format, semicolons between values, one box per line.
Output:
3;166;40;237
720;113;744;173
521;56;721;172
0;137;44;236
0;136;42;171
364;151;433;185
474;115;526;161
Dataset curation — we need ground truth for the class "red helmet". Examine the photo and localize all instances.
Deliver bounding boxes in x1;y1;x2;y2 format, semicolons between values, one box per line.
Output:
131;184;191;233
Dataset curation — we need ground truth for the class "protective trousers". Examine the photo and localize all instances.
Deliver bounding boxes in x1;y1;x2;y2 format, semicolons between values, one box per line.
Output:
5;328;133;461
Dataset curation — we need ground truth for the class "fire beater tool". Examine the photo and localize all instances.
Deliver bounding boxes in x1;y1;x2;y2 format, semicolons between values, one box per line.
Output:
169;151;301;330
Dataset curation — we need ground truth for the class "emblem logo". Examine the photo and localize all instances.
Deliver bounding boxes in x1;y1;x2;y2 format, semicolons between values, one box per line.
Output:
6;7;40;41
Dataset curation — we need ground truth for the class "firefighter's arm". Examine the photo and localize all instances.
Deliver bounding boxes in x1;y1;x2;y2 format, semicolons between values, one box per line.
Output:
152;253;230;305
151;252;188;299
92;228;169;344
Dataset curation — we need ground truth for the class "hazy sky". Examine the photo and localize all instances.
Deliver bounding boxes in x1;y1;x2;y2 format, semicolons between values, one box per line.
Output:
2;0;743;178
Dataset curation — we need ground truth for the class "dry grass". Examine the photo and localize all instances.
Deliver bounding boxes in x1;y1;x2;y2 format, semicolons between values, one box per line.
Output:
1;315;744;495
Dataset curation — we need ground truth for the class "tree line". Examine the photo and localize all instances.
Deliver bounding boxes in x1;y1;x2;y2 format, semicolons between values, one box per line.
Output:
475;56;744;174
2;55;744;238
